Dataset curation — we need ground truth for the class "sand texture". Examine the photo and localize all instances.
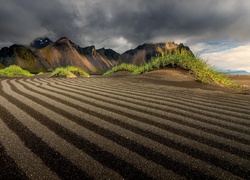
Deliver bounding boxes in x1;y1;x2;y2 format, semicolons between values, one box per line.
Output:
0;72;250;179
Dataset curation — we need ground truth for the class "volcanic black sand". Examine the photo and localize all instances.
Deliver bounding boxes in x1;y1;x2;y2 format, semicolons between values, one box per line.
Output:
0;71;250;179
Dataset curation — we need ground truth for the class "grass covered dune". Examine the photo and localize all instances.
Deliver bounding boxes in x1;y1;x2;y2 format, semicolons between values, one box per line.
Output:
104;50;237;87
0;65;33;78
50;66;89;78
0;52;240;88
0;65;90;78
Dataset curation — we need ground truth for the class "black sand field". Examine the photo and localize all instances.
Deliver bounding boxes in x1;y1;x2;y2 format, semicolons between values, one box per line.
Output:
0;72;250;179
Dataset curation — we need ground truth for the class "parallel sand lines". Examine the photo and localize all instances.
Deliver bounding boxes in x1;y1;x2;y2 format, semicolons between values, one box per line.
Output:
30;79;250;147
0;92;121;179
50;77;250;116
1;82;158;179
17;78;249;174
0;117;60;179
1;76;250;179
61;77;250;110
40;77;250;124
41;78;250;133
1;80;179;179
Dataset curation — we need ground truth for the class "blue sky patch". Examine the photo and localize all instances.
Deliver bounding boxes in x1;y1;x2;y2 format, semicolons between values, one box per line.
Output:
198;41;242;54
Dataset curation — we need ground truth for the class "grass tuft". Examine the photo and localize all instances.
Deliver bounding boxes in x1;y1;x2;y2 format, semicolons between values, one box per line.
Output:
51;66;89;78
104;50;237;87
0;65;33;78
103;63;138;75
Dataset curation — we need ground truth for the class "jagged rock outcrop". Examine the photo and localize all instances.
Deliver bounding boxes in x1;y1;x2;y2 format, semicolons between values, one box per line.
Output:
97;48;121;62
121;41;193;66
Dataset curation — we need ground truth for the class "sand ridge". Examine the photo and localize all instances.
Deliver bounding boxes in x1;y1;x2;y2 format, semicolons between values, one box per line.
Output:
0;74;250;179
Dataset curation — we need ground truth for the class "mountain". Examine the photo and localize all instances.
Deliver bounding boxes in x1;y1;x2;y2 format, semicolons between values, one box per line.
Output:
97;48;121;62
0;44;48;72
121;41;192;65
0;37;119;72
0;37;193;72
217;69;250;75
37;37;117;72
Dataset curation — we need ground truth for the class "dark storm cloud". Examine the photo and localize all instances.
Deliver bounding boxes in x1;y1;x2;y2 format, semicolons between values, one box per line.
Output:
0;0;78;44
0;0;249;52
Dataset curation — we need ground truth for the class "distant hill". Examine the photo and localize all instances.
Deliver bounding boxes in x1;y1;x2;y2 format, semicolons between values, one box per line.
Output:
121;42;193;66
217;69;250;75
0;37;193;72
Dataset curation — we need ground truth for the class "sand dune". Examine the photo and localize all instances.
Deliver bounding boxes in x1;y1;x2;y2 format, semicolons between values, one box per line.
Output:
0;74;250;179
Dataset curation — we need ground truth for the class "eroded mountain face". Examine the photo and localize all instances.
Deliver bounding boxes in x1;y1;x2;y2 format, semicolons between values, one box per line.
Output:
0;37;192;72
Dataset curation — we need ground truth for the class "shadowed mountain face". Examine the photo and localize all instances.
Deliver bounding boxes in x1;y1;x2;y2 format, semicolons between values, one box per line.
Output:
0;63;5;69
0;44;48;72
0;37;192;72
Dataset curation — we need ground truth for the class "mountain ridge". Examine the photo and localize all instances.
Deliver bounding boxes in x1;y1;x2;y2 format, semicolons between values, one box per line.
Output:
217;69;250;75
0;37;192;72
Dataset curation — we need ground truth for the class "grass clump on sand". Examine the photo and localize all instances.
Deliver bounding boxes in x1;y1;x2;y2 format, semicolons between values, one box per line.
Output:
0;65;33;78
51;66;89;78
104;50;237;87
103;63;138;75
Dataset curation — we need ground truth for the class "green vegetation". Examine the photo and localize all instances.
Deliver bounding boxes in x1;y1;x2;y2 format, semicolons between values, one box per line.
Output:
0;65;34;78
51;66;89;78
103;63;138;76
37;72;44;75
104;50;237;87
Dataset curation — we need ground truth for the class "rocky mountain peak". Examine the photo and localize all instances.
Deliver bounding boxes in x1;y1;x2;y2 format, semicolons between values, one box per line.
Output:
77;45;97;56
137;43;166;50
165;41;192;54
97;48;121;61
31;37;53;49
165;41;179;50
53;37;75;51
56;37;70;43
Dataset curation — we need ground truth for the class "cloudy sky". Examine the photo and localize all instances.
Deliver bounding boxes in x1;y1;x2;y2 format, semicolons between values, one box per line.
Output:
0;0;250;71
